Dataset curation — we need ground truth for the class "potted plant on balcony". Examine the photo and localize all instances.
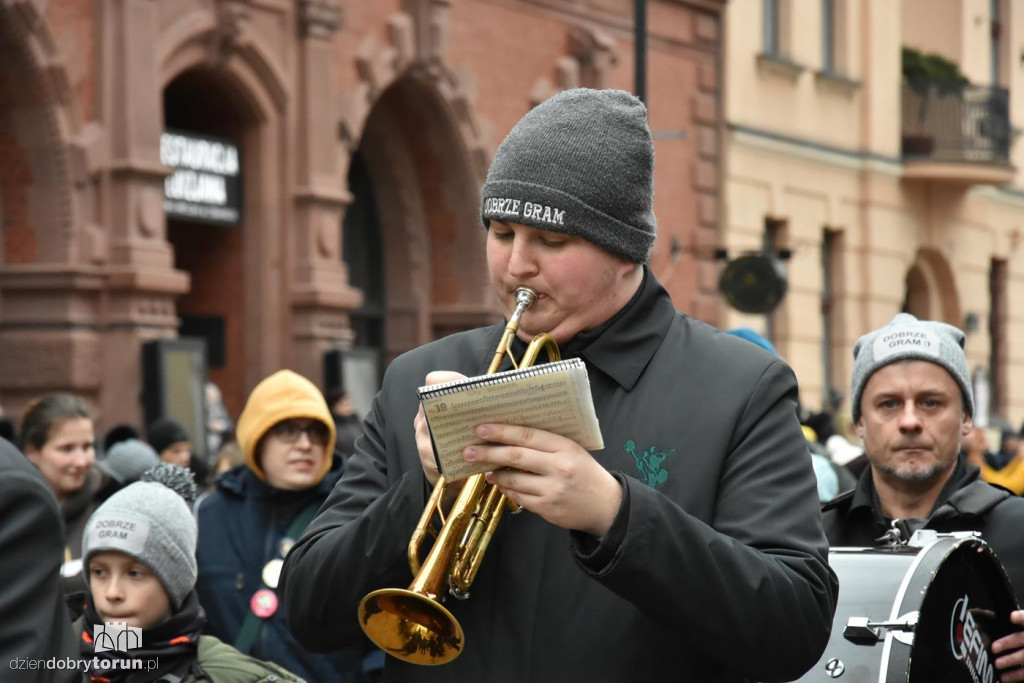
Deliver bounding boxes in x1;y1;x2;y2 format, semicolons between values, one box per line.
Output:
902;47;968;156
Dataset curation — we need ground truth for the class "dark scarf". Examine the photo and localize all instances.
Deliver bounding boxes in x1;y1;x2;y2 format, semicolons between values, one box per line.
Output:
80;591;206;682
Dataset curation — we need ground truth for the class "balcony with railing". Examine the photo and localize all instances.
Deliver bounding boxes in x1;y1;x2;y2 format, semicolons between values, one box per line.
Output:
901;79;1015;184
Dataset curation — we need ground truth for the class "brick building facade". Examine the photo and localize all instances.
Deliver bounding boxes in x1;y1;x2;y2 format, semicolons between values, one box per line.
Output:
0;0;725;445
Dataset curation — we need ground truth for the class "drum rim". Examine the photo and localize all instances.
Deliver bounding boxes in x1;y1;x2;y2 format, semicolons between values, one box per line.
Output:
876;538;952;683
883;535;1016;682
825;535;1012;683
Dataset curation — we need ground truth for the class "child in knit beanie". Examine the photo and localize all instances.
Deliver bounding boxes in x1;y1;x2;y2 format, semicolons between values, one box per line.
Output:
79;463;304;682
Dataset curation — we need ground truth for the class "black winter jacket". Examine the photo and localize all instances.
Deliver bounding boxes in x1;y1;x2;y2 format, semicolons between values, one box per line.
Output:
281;269;838;682
196;465;366;682
822;454;1024;597
0;437;81;683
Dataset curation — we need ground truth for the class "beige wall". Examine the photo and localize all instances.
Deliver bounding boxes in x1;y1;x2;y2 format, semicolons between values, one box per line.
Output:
724;0;1024;428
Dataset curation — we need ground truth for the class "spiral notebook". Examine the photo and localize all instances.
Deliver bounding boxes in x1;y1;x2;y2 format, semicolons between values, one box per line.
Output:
418;357;604;481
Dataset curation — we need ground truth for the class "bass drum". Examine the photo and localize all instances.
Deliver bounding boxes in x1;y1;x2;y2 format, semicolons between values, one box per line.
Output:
794;534;1018;682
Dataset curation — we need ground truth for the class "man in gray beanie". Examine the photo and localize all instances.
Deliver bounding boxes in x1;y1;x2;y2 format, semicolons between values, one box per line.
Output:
822;313;1024;678
283;87;836;681
481;88;656;264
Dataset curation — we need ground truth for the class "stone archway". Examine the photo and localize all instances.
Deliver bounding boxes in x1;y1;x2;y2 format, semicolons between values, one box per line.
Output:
158;8;290;415
356;73;492;363
0;2;91;419
0;2;78;264
339;7;495;363
903;247;962;326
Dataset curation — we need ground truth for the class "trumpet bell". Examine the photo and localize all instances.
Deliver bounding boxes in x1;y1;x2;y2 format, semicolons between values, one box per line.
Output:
358;588;465;665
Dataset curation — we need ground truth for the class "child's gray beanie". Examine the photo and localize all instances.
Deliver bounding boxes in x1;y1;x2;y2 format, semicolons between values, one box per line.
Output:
81;477;198;610
481;88;656;263
850;313;974;423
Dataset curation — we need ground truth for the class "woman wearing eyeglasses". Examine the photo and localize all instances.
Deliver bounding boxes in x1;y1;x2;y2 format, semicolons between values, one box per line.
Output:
196;369;372;682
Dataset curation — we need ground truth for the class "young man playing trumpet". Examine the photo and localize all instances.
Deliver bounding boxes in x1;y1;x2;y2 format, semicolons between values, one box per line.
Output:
281;88;837;682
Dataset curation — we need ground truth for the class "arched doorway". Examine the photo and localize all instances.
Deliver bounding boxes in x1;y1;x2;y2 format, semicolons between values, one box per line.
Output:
902;248;962;326
346;72;492;366
903;262;932;319
0;7;72;267
163;69;253;417
0;4;83;419
343;150;385;354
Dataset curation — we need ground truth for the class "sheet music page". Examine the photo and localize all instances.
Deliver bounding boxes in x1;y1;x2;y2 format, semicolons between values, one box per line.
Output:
418;359;604;481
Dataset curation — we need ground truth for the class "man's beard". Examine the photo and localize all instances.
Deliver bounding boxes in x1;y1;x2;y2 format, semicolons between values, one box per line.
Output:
875;457;951;485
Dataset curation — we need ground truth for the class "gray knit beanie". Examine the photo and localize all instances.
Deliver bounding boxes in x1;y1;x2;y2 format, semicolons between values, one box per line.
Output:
481;88;656;263
850;313;974;423
82;467;198;610
97;439;160;485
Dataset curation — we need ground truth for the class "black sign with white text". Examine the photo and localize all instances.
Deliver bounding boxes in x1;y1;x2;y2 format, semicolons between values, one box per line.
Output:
161;130;241;225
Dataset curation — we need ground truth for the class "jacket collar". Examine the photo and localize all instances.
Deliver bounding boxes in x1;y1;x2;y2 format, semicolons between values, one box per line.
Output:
502;266;674;391
216;462;342;501
841;454;1008;520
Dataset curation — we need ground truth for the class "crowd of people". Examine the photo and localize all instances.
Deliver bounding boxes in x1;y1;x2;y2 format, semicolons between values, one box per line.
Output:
2;377;376;683
4;87;1024;682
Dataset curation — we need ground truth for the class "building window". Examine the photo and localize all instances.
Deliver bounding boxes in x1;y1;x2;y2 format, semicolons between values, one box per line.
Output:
991;0;1003;85
821;229;842;407
822;0;835;73
764;0;780;56
989;257;1007;417
763;217;787;344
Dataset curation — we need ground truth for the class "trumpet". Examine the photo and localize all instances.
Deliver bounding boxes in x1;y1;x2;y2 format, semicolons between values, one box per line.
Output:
357;286;559;665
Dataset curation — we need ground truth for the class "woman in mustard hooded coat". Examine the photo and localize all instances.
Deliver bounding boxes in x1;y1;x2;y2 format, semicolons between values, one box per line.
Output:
196;370;371;681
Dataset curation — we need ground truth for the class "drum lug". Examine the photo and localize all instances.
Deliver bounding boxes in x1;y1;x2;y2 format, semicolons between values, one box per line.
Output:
824;657;845;678
843;611;918;645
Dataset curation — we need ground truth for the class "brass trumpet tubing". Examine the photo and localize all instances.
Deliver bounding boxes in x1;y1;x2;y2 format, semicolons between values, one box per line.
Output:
358;285;561;666
406;474;487;600
483;332;561;522
450;485;507;594
357;475;487;666
487;287;536;374
409;477;447;575
489;324;520;374
522;333;560;367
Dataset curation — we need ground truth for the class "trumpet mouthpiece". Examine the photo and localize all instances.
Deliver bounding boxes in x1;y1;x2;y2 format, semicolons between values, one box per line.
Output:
515;287;537;307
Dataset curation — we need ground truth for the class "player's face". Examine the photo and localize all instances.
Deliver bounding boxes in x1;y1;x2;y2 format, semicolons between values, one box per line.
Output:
857;361;970;488
487;221;638;346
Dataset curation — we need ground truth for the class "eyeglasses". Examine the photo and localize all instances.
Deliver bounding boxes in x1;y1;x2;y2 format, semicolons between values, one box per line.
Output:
268;420;330;446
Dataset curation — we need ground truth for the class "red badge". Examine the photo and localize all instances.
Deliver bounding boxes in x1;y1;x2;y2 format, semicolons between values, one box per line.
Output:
250;589;279;618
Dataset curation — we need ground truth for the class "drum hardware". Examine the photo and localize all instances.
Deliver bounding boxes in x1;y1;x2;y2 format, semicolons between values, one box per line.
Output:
875;525;980;549
906;528;979;547
843;612;918;645
788;532;1016;682
874;521;906;547
823;658;844;678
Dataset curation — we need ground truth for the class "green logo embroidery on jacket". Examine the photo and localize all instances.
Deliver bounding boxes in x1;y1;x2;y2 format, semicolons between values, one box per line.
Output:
624;440;673;488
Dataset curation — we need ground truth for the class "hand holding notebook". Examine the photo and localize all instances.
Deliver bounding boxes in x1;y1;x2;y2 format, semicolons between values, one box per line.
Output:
418;358;604;481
